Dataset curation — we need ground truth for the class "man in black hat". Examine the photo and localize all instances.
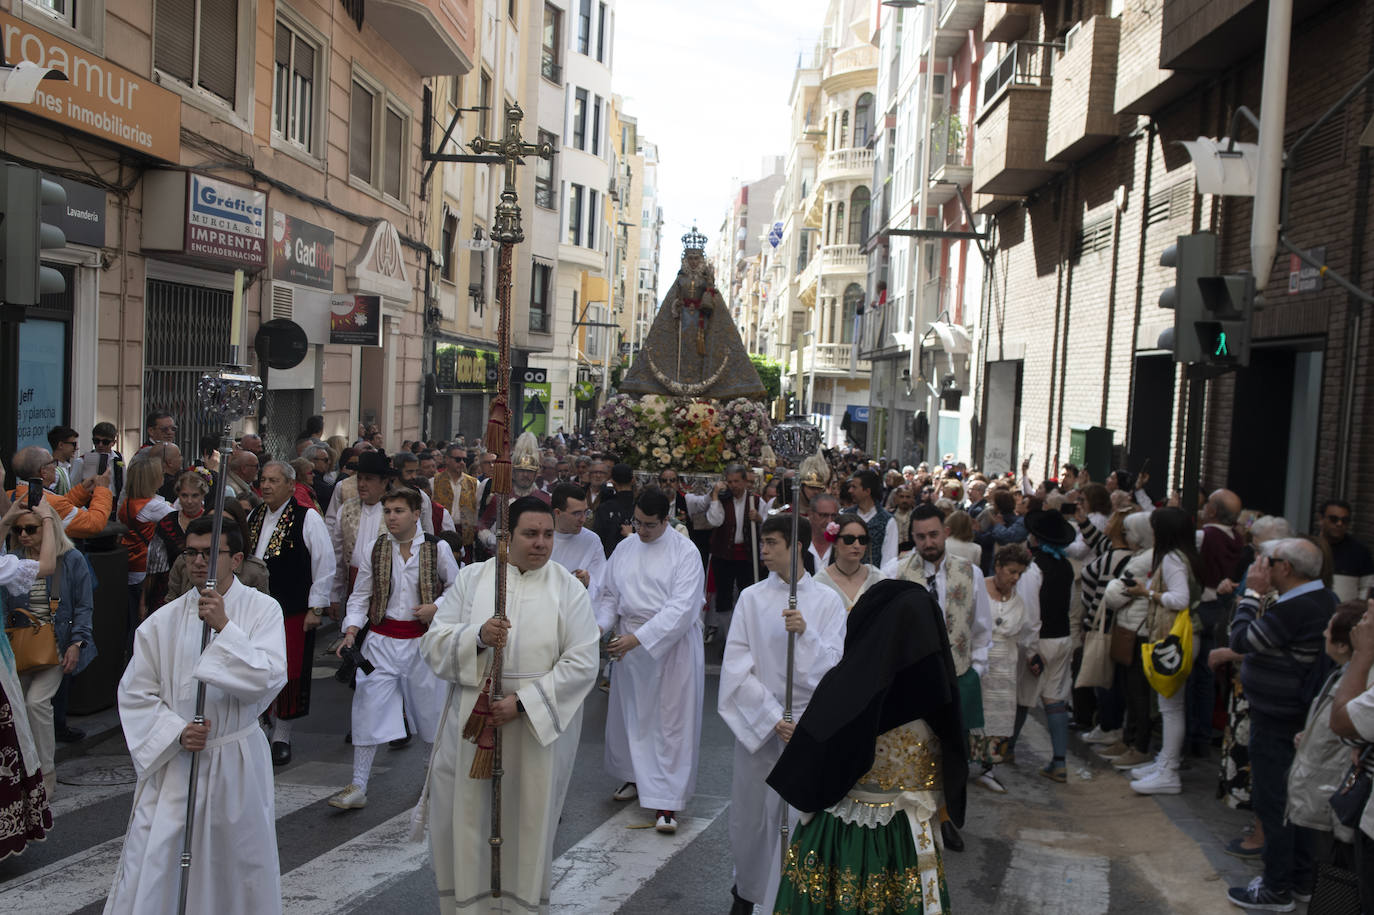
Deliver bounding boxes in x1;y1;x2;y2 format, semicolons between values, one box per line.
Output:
1010;509;1078;784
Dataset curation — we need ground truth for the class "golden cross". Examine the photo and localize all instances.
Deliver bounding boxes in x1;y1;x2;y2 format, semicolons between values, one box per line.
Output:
470;102;554;244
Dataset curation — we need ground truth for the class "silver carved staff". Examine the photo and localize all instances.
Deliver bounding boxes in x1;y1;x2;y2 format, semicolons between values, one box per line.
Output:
178;366;263;915
767;410;821;870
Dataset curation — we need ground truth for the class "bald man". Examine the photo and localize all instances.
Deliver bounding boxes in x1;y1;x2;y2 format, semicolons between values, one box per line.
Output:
1190;488;1245;757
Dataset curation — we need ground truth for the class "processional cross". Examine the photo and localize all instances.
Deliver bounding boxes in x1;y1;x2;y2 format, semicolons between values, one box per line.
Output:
466;103;553;900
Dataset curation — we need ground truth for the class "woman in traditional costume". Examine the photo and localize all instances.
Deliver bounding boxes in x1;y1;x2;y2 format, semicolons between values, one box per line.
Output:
768;579;967;914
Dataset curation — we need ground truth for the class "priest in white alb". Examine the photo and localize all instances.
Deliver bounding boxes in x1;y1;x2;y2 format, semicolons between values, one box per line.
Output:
601;488;706;834
549;482;606;601
421;496;600;914
104;516;288;915
719;514;846;915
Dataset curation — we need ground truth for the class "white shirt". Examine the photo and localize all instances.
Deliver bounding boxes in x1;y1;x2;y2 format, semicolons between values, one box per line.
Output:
343;534;459;631
706;492;756;544
855;504;900;567
807;541;832;570
250;498;336;608
552;527;608;606
880;552;992;676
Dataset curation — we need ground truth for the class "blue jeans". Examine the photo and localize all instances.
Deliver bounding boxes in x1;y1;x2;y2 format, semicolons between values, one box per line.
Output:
1248;715;1314;893
1186;604;1222;746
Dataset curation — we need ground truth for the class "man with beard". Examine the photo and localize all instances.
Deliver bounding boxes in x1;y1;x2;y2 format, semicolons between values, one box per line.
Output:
882;502;992;849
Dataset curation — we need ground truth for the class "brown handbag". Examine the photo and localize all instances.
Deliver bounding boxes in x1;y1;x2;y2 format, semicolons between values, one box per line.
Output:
1109;623;1138;665
6;607;60;673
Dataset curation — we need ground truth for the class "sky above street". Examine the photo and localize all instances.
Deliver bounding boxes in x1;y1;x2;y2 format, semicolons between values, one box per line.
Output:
614;0;831;292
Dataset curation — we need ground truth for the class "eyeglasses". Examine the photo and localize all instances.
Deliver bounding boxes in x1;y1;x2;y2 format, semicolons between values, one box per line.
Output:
92;437;114;446
631;518;663;531
62;439;79;448
344;463;359;471
13;524;42;535
1326;514;1350;524
838;534;870;545
184;548;234;561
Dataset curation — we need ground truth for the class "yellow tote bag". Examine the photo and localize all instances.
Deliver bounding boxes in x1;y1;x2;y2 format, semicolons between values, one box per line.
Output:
1142;608;1193;698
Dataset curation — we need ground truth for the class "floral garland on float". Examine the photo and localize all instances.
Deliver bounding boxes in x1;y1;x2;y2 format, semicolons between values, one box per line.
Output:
592;394;772;482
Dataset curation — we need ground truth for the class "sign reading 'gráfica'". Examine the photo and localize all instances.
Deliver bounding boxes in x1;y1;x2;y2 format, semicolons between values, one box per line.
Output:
142;170;268;270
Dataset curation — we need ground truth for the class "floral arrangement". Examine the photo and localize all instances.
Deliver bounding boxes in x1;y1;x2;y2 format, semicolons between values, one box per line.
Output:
593;394;771;472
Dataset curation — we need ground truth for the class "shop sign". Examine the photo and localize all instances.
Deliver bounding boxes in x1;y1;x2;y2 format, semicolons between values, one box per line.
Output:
143;170;267;269
272;211;334;290
436;344;498;392
1;11;182;161
43;174;105;247
329;294;382;346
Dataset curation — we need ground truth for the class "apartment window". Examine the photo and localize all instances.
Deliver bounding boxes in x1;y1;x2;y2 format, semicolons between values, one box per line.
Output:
155;0;239;104
849;186;870;247
530;262;553;332
273;19;320;154
508;0;517;25
587;305;603;356
441;212;458;282
349;71;409;200
591;95;602;156
567;183;585;246
596;2;607;62
535;131;558;208
27;0;74;27
449;74;463;109
572;89;588;149
854;93;875;147
478;71;492;139
839;110;850;148
542;5;563;83
577;0;591;55
587;190;599;249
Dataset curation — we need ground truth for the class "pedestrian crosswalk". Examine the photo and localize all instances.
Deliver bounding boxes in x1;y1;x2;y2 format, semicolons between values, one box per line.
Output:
0;750;731;915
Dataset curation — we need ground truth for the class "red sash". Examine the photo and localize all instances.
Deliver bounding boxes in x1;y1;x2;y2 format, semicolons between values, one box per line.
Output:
372;618;427;639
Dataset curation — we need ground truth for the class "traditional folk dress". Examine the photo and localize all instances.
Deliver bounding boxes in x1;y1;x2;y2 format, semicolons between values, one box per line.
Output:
768;580;966;915
104;578;288;915
982;587;1036;761
433;472;481;560
551;527;607;605
247;498;334;720
420;558;600;914
332;496;385;603
0;553;50;860
344;531;459;744
813;563;885;613
884;550;993;764
600;528;707;813
719;572;846;911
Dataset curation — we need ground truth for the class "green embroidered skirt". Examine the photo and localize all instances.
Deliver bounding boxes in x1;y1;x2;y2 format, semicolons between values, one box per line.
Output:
773;808;951;914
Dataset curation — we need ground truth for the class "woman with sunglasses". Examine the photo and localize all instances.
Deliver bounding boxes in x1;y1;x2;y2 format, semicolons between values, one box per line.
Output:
815;516;885;612
6;495;95;799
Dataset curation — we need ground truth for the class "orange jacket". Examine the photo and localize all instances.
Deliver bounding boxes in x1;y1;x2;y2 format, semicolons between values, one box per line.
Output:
10;480;113;539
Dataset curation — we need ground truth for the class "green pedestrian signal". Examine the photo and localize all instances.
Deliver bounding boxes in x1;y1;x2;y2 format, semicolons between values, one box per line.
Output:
1214;331;1228;357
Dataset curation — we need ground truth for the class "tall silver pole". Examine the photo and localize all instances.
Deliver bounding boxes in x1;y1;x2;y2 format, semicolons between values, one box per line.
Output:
767;414;821;872
177;367;263;915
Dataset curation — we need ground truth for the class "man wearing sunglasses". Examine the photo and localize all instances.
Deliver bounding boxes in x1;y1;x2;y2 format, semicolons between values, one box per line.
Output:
1319;499;1374;603
72;421;126;501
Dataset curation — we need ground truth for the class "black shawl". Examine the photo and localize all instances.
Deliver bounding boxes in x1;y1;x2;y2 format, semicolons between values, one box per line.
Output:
766;579;968;826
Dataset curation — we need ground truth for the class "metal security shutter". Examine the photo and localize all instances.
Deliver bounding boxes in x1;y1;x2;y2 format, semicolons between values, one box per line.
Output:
154;0;196;84
198;0;239;102
144;278;234;457
259;390;312;464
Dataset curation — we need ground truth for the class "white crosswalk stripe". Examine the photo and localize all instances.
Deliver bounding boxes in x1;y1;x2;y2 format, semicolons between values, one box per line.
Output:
0;782;336;914
280;808;430;915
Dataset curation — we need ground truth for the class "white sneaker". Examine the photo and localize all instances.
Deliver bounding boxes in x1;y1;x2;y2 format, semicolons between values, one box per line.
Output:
975;771;1007;794
655;812;678;834
1130;767;1181;795
1083;727;1122;746
612;781;638;801
1128;759;1161;780
328;784;368;809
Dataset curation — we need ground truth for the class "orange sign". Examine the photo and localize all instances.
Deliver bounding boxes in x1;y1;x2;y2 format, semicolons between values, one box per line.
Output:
1;12;181;161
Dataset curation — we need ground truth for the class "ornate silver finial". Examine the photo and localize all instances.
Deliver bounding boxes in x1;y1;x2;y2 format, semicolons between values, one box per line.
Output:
768;415;822;464
197;366;264;426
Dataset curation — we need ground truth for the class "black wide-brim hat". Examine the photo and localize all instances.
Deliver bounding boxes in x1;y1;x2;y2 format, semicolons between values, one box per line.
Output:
354;450;395;478
1025;509;1076;547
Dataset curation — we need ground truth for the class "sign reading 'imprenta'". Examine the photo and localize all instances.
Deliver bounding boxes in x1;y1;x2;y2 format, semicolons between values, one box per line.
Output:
1;11;182;161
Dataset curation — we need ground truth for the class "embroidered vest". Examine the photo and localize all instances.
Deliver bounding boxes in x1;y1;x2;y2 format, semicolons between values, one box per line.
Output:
340;497;385;572
248;501;313;612
434;473;479;545
367;533;441;625
896;551;976;676
709;494;757;559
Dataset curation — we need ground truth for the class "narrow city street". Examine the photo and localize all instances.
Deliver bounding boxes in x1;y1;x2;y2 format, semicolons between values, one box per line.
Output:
0;626;1261;914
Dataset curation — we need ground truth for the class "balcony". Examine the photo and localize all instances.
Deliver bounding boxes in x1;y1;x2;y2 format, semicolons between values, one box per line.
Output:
984;2;1038;43
803;185;823;230
1114;0;1199;114
928;116;972;205
817;244;867;273
1045;16;1123;162
540;51;563;85
366;0;474;75
818;147;876;184
973;42;1065;196
804;342;872;376
822;44;879;88
934;0;986;57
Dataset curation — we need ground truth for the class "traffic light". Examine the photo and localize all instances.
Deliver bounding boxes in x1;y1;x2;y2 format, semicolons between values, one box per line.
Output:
0;164;67;308
1157;232;1216;364
1195;273;1258;366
